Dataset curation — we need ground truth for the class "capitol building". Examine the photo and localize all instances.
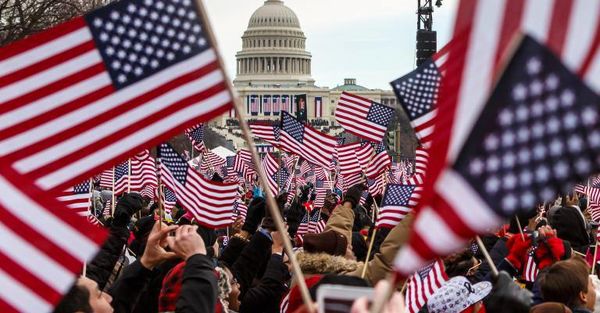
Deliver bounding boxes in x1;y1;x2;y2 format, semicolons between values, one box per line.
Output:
214;0;406;156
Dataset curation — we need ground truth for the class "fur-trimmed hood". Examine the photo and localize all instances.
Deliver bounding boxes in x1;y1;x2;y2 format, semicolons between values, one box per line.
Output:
296;251;363;275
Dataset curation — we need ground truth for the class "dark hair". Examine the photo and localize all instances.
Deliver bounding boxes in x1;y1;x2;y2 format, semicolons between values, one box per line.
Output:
443;249;475;278
53;284;92;313
540;256;589;307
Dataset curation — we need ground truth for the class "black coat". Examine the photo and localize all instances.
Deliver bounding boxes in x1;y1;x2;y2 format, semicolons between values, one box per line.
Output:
231;232;273;299
240;254;290;313
86;223;129;290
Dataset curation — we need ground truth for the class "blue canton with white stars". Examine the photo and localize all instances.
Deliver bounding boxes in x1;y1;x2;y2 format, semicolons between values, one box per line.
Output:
417;262;435;280
187;124;204;142
115;161;129;181
452;36;600;216
382;184;416;207
158;143;189;185
276;168;289;189
164;187;177;202
73;181;91;194
85;0;210;89
282;112;304;143
391;58;441;121
273;125;281;141
366;102;394;127
372;142;387;154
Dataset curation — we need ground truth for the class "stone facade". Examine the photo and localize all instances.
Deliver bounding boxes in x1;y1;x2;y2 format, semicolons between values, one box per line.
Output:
214;0;415;158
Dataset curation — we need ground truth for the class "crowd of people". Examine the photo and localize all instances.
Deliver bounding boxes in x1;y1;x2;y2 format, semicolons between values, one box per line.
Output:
55;180;600;313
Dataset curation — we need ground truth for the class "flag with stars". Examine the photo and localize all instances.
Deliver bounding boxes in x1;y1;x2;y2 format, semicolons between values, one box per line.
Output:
157;143;238;228
185;124;206;152
405;259;448;313
249;123;280;147
308;209;326;234
279;111;337;169
335;91;394;142
394;35;600;276
232;200;248;223
390;40;453;147
57;180;92;216
366;142;392;179
376;184;421;229
0;0;233;193
262;153;280;197
296;210;310;237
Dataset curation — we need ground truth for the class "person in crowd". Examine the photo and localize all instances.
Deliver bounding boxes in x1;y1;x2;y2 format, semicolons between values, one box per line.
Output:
538;257;596;313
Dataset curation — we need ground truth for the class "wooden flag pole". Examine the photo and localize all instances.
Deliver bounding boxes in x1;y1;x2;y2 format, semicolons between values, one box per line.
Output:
361;227;377;278
127;158;131;194
193;1;313;310
361;174;386;278
156;158;164;230
592;236;599;275
515;216;525;241
285;156;300;192
88;178;94;216
476;235;498;277
111;166;116;217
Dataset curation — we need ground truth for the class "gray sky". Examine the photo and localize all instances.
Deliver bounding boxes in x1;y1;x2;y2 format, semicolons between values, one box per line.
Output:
203;0;458;90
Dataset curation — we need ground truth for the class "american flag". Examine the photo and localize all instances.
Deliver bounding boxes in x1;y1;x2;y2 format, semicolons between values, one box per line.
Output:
296;211;309;237
57;180;92;216
158;143;238;228
308;209;326;234
232;200;248;223
335;91;394;142
574;184;600;222
299;161;312;177
279;111;337;169
262;153;280;197
0;0;233;193
395;32;600;275
391;41;453;148
314;166;328;181
342;173;363;193
130;150;158;193
250;95;259;115
404;259;448;313
199;150;226;177
249;123;280;147
313;180;331;208
376;184;421;229
99;167;114;189
273;95;281;114
162;186;177;211
0;169;107;312
263;96;271;114
277;168;291;193
356;142;374;172
337;143;362;177
523;251;539;282
185;124;206;152
367;177;385;197
408;148;429;185
366;142;391;179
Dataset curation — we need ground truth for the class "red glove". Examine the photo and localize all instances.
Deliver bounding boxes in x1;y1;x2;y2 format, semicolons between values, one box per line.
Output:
505;234;532;271
535;233;567;270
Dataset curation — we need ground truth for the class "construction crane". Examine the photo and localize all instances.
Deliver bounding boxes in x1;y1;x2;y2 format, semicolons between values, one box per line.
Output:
415;0;441;66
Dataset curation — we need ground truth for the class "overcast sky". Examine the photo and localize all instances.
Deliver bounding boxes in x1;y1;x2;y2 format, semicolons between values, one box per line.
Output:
203;0;458;90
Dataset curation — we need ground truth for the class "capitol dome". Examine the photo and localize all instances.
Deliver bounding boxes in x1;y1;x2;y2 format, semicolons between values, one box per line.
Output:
233;0;314;87
248;0;301;29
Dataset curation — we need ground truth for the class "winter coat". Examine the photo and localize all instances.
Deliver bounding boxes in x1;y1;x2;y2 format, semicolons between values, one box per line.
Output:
319;201;415;285
239;254;290;313
86;223;130;290
109;260;154;313
231;231;273;299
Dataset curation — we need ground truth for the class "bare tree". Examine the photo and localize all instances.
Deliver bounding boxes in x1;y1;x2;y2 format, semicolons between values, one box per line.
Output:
0;0;113;46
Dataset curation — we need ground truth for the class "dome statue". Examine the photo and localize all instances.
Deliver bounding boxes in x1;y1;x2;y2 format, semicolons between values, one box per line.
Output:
233;0;315;87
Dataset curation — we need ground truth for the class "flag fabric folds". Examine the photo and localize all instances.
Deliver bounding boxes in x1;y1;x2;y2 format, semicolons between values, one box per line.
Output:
57;180;92;216
0;168;107;312
404;259;448;313
279;111;337;169
376;184;421;229
249;123;280;147
185;124;206;152
0;0;233;192
395;35;600;275
158;143;237;228
335;91;394;142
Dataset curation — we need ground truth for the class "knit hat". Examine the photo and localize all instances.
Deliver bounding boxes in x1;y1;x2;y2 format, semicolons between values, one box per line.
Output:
302;230;347;256
427;276;492;313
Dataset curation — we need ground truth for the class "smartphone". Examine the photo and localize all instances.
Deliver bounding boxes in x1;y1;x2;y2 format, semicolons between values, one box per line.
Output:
317;284;374;313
